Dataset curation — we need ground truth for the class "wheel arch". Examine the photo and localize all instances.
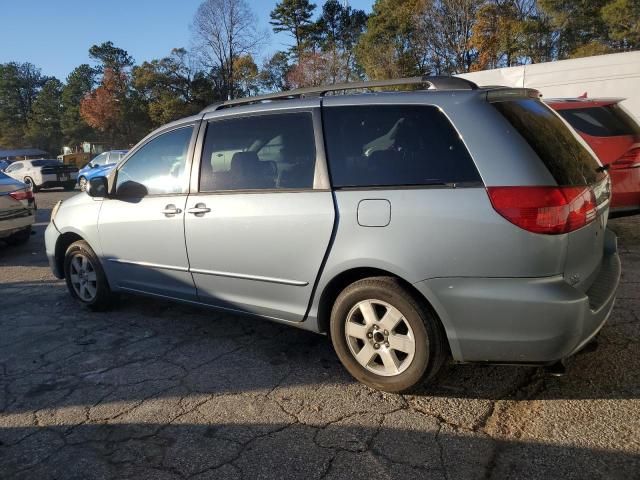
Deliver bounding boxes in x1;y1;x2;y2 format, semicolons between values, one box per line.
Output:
54;232;87;278
315;267;449;355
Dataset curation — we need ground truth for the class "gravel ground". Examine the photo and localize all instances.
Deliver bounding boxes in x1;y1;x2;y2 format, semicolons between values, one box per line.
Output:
1;190;639;480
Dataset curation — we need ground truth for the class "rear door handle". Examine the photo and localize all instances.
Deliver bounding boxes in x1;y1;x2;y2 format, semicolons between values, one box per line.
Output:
187;203;211;216
162;204;182;216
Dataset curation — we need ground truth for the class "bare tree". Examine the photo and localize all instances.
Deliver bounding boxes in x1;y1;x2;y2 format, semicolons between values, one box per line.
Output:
416;0;481;75
192;0;267;99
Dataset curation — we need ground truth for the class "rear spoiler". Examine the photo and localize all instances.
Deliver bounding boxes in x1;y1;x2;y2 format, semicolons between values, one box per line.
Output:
486;88;542;103
544;97;625;104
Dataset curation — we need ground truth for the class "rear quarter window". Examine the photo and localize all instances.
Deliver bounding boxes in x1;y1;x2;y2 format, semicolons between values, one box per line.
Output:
323;105;481;188
493;99;603;186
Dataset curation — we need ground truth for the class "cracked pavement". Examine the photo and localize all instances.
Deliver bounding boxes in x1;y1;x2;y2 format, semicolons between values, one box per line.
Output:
1;190;639;479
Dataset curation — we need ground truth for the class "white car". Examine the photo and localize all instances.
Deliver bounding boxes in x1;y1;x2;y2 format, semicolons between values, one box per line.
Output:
4;159;79;192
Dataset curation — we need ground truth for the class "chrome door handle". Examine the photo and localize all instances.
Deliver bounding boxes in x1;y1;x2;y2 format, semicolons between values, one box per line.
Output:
187;203;211;216
162;204;182;216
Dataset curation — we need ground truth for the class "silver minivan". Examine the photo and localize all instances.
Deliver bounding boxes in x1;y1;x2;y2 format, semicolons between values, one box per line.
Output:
45;77;621;392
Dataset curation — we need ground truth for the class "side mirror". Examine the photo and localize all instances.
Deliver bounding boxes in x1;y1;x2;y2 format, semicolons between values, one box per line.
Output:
87;176;109;197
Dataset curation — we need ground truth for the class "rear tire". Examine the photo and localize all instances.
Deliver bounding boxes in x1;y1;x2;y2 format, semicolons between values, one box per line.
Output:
64;240;114;311
330;276;448;393
78;176;87;192
4;226;31;246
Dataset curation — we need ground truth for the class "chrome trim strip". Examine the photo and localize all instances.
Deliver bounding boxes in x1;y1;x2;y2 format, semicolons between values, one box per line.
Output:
107;258;189;273
108;258;308;287
189;268;308;287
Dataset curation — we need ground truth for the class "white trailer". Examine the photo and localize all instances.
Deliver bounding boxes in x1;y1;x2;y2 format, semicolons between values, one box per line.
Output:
458;51;640;120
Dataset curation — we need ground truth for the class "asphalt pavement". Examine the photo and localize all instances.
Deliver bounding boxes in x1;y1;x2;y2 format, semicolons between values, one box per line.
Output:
0;189;638;479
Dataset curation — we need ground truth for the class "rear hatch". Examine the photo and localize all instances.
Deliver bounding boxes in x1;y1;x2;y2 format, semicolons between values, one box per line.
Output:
488;92;611;293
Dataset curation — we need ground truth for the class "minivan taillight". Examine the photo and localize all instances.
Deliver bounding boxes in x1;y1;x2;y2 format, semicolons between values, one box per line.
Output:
9;189;34;201
487;186;597;234
611;147;640;170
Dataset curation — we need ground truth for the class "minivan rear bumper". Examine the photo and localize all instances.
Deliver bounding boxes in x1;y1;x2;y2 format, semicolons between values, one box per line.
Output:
414;229;621;364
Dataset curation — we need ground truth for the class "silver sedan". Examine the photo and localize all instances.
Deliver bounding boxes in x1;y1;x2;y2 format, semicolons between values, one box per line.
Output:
0;172;36;245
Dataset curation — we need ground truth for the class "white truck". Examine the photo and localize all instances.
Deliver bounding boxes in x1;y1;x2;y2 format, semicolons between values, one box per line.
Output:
458;51;640;121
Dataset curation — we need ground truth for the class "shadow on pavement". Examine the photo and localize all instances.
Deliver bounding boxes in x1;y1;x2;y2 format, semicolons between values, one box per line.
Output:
1;276;638;416
0;421;638;479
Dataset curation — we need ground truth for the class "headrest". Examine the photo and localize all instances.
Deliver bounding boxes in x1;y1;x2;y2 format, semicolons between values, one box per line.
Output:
231;152;260;174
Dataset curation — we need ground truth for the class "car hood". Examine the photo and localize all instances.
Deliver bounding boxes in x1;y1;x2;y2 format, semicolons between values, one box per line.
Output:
57;190;94;210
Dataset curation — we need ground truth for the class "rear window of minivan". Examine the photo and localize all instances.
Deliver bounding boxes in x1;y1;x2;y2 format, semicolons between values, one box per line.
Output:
557;104;640;137
493;99;603;186
323;105;481;188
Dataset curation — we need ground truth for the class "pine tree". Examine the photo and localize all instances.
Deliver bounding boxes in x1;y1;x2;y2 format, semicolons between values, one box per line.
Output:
270;0;317;59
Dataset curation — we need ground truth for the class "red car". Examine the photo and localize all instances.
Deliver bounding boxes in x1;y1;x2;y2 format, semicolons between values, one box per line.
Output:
548;98;640;216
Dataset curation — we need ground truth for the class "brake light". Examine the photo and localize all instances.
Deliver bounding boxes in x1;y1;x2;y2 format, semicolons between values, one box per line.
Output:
487;186;597;234
611;147;640;170
9;189;34;201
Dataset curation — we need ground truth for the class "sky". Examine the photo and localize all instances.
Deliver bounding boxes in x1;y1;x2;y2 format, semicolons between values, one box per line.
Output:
0;0;373;81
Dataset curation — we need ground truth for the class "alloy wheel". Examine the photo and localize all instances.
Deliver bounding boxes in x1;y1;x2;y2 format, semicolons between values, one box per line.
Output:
344;299;416;376
69;253;98;302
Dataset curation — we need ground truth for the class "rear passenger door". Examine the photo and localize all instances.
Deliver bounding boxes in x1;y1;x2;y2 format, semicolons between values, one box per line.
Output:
317;100;491;283
184;106;335;322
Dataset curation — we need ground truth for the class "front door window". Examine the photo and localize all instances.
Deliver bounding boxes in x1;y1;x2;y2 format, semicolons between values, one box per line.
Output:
116;127;193;197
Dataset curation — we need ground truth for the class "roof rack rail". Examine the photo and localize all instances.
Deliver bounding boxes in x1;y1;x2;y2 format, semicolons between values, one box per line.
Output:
201;75;478;113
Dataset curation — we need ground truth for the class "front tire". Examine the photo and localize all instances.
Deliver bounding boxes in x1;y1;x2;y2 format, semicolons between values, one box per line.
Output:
64;240;113;311
78;176;87;192
330;277;447;393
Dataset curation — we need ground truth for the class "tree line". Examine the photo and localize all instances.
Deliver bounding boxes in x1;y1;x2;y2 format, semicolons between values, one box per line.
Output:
1;0;638;154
